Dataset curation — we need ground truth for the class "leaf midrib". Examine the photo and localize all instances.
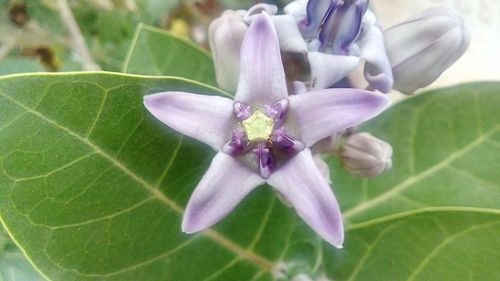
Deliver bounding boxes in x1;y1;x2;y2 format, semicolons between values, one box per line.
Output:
0;91;275;273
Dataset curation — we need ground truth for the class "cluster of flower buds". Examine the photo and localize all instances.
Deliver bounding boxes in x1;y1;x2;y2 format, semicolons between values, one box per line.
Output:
209;1;469;95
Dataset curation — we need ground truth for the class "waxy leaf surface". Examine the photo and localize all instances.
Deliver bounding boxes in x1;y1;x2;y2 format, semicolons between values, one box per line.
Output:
0;72;498;280
122;24;216;86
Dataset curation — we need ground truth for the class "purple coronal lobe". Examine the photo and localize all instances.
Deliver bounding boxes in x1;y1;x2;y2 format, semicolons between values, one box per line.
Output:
234;102;252;120
305;0;339;35
273;127;305;152
254;143;274;179
319;0;369;55
222;130;248;155
264;99;288;124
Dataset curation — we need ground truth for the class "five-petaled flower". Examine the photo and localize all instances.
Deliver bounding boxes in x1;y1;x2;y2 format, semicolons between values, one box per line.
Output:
144;13;389;247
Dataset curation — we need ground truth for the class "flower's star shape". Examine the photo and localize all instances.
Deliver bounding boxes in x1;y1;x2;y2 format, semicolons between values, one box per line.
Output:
144;13;389;247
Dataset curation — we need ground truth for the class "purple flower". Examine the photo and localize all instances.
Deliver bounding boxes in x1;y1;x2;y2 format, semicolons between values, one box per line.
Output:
271;0;394;92
144;13;389;247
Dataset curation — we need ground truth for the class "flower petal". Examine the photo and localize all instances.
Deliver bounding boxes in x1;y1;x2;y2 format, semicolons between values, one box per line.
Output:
288;89;390;146
308;51;360;90
283;0;308;23
272;15;308;53
243;3;278;23
235;13;288;105
267;149;343;247
182;152;264;233
358;11;394;93
144;92;234;151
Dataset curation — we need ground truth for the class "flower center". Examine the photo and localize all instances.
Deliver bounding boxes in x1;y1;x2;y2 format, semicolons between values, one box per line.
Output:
241;110;275;142
223;99;304;179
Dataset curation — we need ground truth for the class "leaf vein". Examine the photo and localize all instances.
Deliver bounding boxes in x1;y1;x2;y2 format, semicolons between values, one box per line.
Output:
343;125;500;220
406;220;500;281
0;91;275;271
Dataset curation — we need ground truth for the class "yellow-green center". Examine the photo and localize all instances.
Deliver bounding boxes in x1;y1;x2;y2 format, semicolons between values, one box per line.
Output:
242;110;275;142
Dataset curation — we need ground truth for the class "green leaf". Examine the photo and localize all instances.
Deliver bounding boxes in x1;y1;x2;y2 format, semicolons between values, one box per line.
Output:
0;73;498;281
329;83;500;224
1;227;45;281
322;82;500;280
0;59;45;76
0;72;277;280
122;23;216;85
327;209;500;281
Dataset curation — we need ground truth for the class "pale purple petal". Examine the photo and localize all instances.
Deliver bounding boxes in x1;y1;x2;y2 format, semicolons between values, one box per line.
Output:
243;3;278;23
313;154;331;184
267;149;343;247
182;152;264;233
308;51;360;90
283;0;308;23
235;13;288;105
288;89;390;146
272;15;308;53
144;92;233;151
358;11;393;93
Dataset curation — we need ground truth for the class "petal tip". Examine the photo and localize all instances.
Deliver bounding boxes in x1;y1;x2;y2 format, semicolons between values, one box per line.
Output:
181;218;202;234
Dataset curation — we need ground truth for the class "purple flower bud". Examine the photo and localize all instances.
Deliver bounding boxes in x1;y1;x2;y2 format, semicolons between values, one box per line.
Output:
208;10;248;92
340;132;392;177
384;7;470;94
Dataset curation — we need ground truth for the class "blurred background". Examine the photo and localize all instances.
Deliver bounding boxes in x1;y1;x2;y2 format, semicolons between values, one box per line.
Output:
1;0;498;85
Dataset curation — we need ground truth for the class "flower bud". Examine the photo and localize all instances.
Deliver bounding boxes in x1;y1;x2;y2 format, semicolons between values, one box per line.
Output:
340;133;392;177
384;7;470;94
208;10;248;92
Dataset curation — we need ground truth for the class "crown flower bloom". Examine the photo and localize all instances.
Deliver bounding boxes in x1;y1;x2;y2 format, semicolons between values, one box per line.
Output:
265;0;394;91
144;13;389;247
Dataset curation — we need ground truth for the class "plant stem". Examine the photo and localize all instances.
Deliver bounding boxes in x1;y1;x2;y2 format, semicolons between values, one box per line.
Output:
56;0;101;71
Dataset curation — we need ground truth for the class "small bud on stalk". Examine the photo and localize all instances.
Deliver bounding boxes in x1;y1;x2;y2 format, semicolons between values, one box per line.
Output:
384;7;470;94
340;132;392;177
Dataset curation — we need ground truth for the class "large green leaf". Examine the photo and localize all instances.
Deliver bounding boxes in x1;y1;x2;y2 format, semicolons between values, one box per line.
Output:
329;83;500;224
0;73;498;280
122;23;216;85
327;209;500;281
1;227;45;281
